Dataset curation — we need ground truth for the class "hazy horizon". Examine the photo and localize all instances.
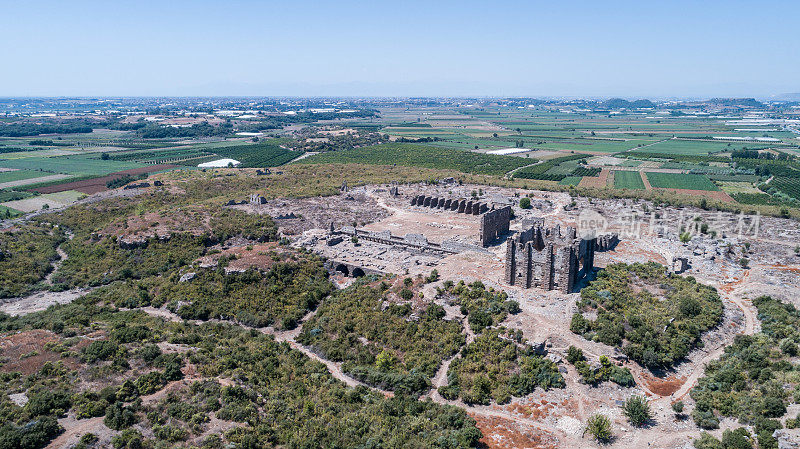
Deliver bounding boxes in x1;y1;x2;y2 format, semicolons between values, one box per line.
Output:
2;0;798;98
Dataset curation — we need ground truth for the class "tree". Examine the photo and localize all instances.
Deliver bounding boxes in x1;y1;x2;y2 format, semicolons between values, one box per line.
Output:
623;396;652;427
519;197;532;209
671;400;684;418
584;414;612;443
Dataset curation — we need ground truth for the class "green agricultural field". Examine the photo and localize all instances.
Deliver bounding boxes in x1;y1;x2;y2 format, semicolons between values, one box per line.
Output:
0;154;145;176
645;172;719;191
558;176;582;186
107;147;209;163
732;193;785;206
298;143;532;176
629;139;769;156
613;170;645;189
767;177;800;201
718;181;761;195
0;170;47;183
0;204;22;217
212;142;302;167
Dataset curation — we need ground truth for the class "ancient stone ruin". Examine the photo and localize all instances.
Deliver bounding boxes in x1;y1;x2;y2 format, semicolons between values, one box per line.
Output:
670;256;689;274
330;224;485;255
504;220;619;293
479;206;511;247
410;195;489;215
249;194;266;205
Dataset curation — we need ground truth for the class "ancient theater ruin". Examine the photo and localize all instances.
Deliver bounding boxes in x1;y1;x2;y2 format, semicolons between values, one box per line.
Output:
504;219;619;293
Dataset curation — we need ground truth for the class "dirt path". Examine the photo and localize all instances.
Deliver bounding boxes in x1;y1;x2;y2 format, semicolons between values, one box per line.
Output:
425;314;474;400
0;287;95;316
44;232;71;285
46;416;106;449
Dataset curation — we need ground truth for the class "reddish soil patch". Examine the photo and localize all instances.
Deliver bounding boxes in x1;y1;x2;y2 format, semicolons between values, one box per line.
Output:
0;330;78;375
718;271;749;294
641;171;653;189
30;164;179;194
765;264;800;274
511;400;556;420
639;371;686;396
577;168;609;189
470;413;558;449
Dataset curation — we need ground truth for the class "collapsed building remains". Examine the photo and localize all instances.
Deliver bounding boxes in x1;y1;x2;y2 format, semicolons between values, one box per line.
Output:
334;226;487;255
504;220;619;293
480;206;511;247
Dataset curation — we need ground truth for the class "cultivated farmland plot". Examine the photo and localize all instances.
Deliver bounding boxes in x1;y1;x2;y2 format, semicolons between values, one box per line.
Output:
645;172;719;191
613;170;645;189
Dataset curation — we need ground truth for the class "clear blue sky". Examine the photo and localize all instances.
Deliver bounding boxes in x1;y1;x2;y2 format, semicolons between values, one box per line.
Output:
2;0;798;98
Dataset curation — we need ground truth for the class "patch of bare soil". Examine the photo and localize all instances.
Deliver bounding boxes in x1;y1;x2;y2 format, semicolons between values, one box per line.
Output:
639;372;686;397
471;413;559;449
577;168;610;189
0;330;78;375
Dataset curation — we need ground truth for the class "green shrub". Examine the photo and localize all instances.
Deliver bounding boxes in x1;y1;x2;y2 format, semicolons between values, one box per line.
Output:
104;402;137;430
112;428;145;449
0;416;62;449
584;414;612;443
622;396;651;427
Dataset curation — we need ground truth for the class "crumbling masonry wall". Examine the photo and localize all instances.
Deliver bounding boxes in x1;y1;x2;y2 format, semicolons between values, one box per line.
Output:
504;221;618;293
480;206;511;247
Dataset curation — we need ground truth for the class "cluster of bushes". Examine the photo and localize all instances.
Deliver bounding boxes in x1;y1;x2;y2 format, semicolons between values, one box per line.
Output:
53;234;208;288
163;260;331;330
440;280;520;333
297;282;465;395
439;328;564;405
0;284;483;448
48;205;278;289
566;346;635;387
136;122;233;139
0;224;65;298
571;262;723;368
690;296;800;449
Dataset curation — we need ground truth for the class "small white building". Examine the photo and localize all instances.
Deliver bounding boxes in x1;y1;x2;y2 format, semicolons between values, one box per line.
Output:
198;158;241;168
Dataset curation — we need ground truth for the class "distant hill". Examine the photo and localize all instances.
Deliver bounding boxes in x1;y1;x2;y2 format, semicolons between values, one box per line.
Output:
708;98;763;108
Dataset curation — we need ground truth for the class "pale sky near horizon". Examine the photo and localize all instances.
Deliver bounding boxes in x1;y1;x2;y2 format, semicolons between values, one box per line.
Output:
2;0;798;98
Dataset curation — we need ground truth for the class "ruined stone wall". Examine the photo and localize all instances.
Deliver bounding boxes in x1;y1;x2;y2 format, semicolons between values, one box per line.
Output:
410;195;489;216
504;222;617;293
479;206;511;247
